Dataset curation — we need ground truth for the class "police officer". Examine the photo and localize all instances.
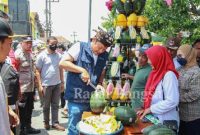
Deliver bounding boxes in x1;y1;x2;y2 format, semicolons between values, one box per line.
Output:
15;36;40;135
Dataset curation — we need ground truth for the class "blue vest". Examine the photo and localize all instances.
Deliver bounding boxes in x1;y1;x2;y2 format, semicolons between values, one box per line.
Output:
65;42;108;103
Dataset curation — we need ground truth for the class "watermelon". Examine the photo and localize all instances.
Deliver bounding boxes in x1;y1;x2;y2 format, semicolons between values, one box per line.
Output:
143;124;168;135
124;0;134;16
90;90;107;114
115;0;126;14
114;106;136;125
137;0;146;15
149;128;176;135
143;124;176;135
133;0;146;15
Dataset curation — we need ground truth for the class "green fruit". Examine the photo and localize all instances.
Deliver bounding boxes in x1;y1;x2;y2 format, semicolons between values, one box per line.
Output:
90;90;107;114
124;0;134;16
114;106;137;125
143;124;168;135
115;0;126;14
133;0;146;15
138;0;146;15
149;128;176;135
121;30;131;43
133;0;141;14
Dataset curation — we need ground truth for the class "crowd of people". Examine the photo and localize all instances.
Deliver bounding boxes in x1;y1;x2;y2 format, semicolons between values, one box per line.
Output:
135;39;200;135
1;12;200;135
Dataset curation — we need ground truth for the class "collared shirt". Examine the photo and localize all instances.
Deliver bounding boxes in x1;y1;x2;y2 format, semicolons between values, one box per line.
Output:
36;50;62;86
15;49;34;92
178;66;200;121
67;42;98;66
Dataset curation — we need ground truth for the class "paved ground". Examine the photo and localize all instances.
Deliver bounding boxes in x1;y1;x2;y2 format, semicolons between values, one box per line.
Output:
30;99;68;135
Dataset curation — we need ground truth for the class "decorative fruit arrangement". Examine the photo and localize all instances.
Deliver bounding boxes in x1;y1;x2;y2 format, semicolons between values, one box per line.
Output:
106;0;151;44
105;79;131;101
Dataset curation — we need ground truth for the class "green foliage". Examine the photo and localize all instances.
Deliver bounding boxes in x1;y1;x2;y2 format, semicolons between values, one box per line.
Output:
101;3;117;31
144;0;200;44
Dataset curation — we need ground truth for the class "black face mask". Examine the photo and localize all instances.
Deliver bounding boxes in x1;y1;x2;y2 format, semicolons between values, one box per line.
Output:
177;57;187;66
49;44;57;51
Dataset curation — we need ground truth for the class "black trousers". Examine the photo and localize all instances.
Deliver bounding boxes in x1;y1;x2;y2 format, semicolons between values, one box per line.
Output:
60;92;65;108
18;92;34;129
179;118;200;135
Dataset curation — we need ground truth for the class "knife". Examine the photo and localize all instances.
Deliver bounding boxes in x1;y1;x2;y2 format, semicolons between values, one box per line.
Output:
80;74;99;91
88;82;99;91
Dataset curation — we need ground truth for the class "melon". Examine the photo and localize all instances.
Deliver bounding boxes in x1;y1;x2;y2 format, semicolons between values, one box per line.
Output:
114;106;136;125
143;124;176;135
90;90;107;114
149;128;176;135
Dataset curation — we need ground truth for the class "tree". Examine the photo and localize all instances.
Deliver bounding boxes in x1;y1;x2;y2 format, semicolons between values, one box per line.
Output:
101;1;117;31
144;0;200;44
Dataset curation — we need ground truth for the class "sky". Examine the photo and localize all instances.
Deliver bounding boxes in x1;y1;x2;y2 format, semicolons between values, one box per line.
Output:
29;0;109;42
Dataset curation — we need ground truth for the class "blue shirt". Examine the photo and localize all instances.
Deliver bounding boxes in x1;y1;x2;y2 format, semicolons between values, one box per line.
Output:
36;50;62;86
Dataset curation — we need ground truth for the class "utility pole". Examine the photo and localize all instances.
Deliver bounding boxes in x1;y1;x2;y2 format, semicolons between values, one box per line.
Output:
45;0;59;38
88;0;92;42
49;0;52;36
45;0;49;39
71;31;77;43
16;0;19;21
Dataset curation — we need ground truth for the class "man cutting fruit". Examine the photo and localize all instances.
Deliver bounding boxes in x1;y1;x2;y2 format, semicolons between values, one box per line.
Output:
59;27;113;135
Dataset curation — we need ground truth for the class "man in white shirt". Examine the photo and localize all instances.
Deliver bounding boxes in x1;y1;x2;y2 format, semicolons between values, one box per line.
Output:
59;27;114;135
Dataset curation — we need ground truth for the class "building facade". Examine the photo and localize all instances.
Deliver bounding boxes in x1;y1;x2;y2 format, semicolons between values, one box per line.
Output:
8;0;31;35
30;12;44;39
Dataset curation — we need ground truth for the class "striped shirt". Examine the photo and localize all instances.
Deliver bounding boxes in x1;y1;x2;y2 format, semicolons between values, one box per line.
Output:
178;66;200;121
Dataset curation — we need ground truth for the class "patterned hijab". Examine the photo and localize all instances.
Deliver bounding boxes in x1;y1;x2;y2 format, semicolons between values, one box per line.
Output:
178;44;197;69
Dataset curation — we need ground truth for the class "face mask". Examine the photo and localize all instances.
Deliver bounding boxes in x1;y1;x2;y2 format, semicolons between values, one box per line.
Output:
49;44;57;51
177;57;187;66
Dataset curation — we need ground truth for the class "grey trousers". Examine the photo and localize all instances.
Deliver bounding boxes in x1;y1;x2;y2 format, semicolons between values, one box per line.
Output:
43;84;61;125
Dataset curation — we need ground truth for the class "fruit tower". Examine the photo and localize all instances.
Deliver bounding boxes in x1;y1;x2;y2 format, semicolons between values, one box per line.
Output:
103;0;151;107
